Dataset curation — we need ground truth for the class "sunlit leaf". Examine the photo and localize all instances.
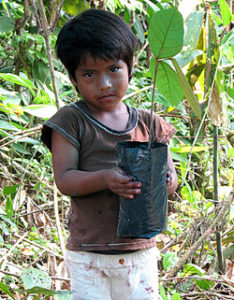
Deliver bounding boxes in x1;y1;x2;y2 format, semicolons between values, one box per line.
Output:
163;252;178;269
0;73;36;95
172;293;182;300
148;7;184;58
183;11;204;54
170;146;209;153
171;58;201;119
0;120;19;131
195;278;215;290
20;267;51;289
182;263;205;276
175;49;203;67
63;0;89;16
0;282;15;299
159;285;167;300
23;105;57;119
134;14;145;44
218;0;232;26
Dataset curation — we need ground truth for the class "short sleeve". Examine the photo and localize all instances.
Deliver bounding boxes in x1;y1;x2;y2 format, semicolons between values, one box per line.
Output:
138;109;176;144
153;113;176;144
41;105;80;151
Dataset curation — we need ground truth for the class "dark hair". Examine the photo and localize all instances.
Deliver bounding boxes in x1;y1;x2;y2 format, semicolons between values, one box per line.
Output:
55;9;137;81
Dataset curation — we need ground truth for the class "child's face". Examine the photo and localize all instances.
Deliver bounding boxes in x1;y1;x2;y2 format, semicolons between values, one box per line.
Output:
70;56;129;113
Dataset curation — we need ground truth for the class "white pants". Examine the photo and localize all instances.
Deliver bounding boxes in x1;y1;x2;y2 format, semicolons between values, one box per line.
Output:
65;247;159;300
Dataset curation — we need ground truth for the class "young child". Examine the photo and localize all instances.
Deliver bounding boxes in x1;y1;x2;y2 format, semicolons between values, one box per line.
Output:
41;8;177;300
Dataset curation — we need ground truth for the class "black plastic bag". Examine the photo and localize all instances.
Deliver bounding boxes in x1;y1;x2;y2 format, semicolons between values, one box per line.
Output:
116;141;168;239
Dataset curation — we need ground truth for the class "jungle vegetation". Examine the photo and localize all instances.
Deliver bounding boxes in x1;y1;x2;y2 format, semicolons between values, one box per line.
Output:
0;0;233;299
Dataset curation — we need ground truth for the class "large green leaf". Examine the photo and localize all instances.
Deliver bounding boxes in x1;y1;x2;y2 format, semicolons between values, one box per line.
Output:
183;11;204;53
150;59;184;106
134;14;145;44
219;0;232;26
0;16;15;33
171;58;202;119
0;73;36;96
23;105;57;119
174;11;204;66
32;61;51;87
148;7;184;59
20;267;51;290
0;120;19;131
175;49;203;67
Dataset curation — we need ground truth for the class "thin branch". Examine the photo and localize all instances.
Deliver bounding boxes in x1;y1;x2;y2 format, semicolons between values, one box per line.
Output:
179;291;233;299
37;0;60;109
13;233;64;259
160;275;234;287
51;0;65;32
0;127;42;149
54;183;66;256
122;84;153;101
148;57;159;147
30;0;43;34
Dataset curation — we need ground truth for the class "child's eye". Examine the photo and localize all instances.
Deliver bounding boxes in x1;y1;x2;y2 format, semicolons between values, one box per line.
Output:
83;72;94;78
110;66;119;72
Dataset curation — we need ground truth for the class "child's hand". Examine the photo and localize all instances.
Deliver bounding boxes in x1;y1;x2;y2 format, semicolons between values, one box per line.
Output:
166;169;173;186
103;168;142;199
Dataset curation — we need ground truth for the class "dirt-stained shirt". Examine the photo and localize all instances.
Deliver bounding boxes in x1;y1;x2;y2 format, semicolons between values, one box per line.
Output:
41;100;176;251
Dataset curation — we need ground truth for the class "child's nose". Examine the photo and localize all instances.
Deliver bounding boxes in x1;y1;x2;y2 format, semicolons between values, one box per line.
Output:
98;74;111;90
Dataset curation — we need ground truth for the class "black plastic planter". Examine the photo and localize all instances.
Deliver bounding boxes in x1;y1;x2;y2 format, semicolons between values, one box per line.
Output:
116;141;168;239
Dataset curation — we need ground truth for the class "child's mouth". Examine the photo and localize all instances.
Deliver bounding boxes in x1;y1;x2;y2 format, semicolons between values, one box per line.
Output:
98;94;115;102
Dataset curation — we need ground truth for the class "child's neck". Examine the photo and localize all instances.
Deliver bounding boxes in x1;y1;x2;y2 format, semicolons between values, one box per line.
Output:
92;103;129;131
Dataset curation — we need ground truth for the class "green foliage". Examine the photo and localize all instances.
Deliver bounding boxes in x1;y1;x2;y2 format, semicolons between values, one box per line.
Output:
0;16;15;32
0;282;15;299
0;0;233;299
148;8;184;58
20;267;51;290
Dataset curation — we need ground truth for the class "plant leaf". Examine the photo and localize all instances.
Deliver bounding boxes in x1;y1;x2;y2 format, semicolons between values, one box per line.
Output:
175;49;204;67
218;0;232;26
0;120;19;131
134;14;145;44
0;73;36;95
172;293;182;300
26;286;73;299
171;58;201;119
163;252;178;269
174;10;204;66
150;59;184;106
148;7;184;58
182;263;205;276
0;282;15;299
23;105;57;119
0;16;15;33
208;83;224;126
20;267;51;290
183;11;204;53
195;278;215;290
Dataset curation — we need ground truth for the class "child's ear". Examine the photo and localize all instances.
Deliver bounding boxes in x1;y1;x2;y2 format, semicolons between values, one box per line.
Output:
69;73;80;93
69;73;77;87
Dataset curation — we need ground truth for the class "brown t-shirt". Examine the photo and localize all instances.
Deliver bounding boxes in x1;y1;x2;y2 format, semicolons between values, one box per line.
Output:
41;100;176;251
